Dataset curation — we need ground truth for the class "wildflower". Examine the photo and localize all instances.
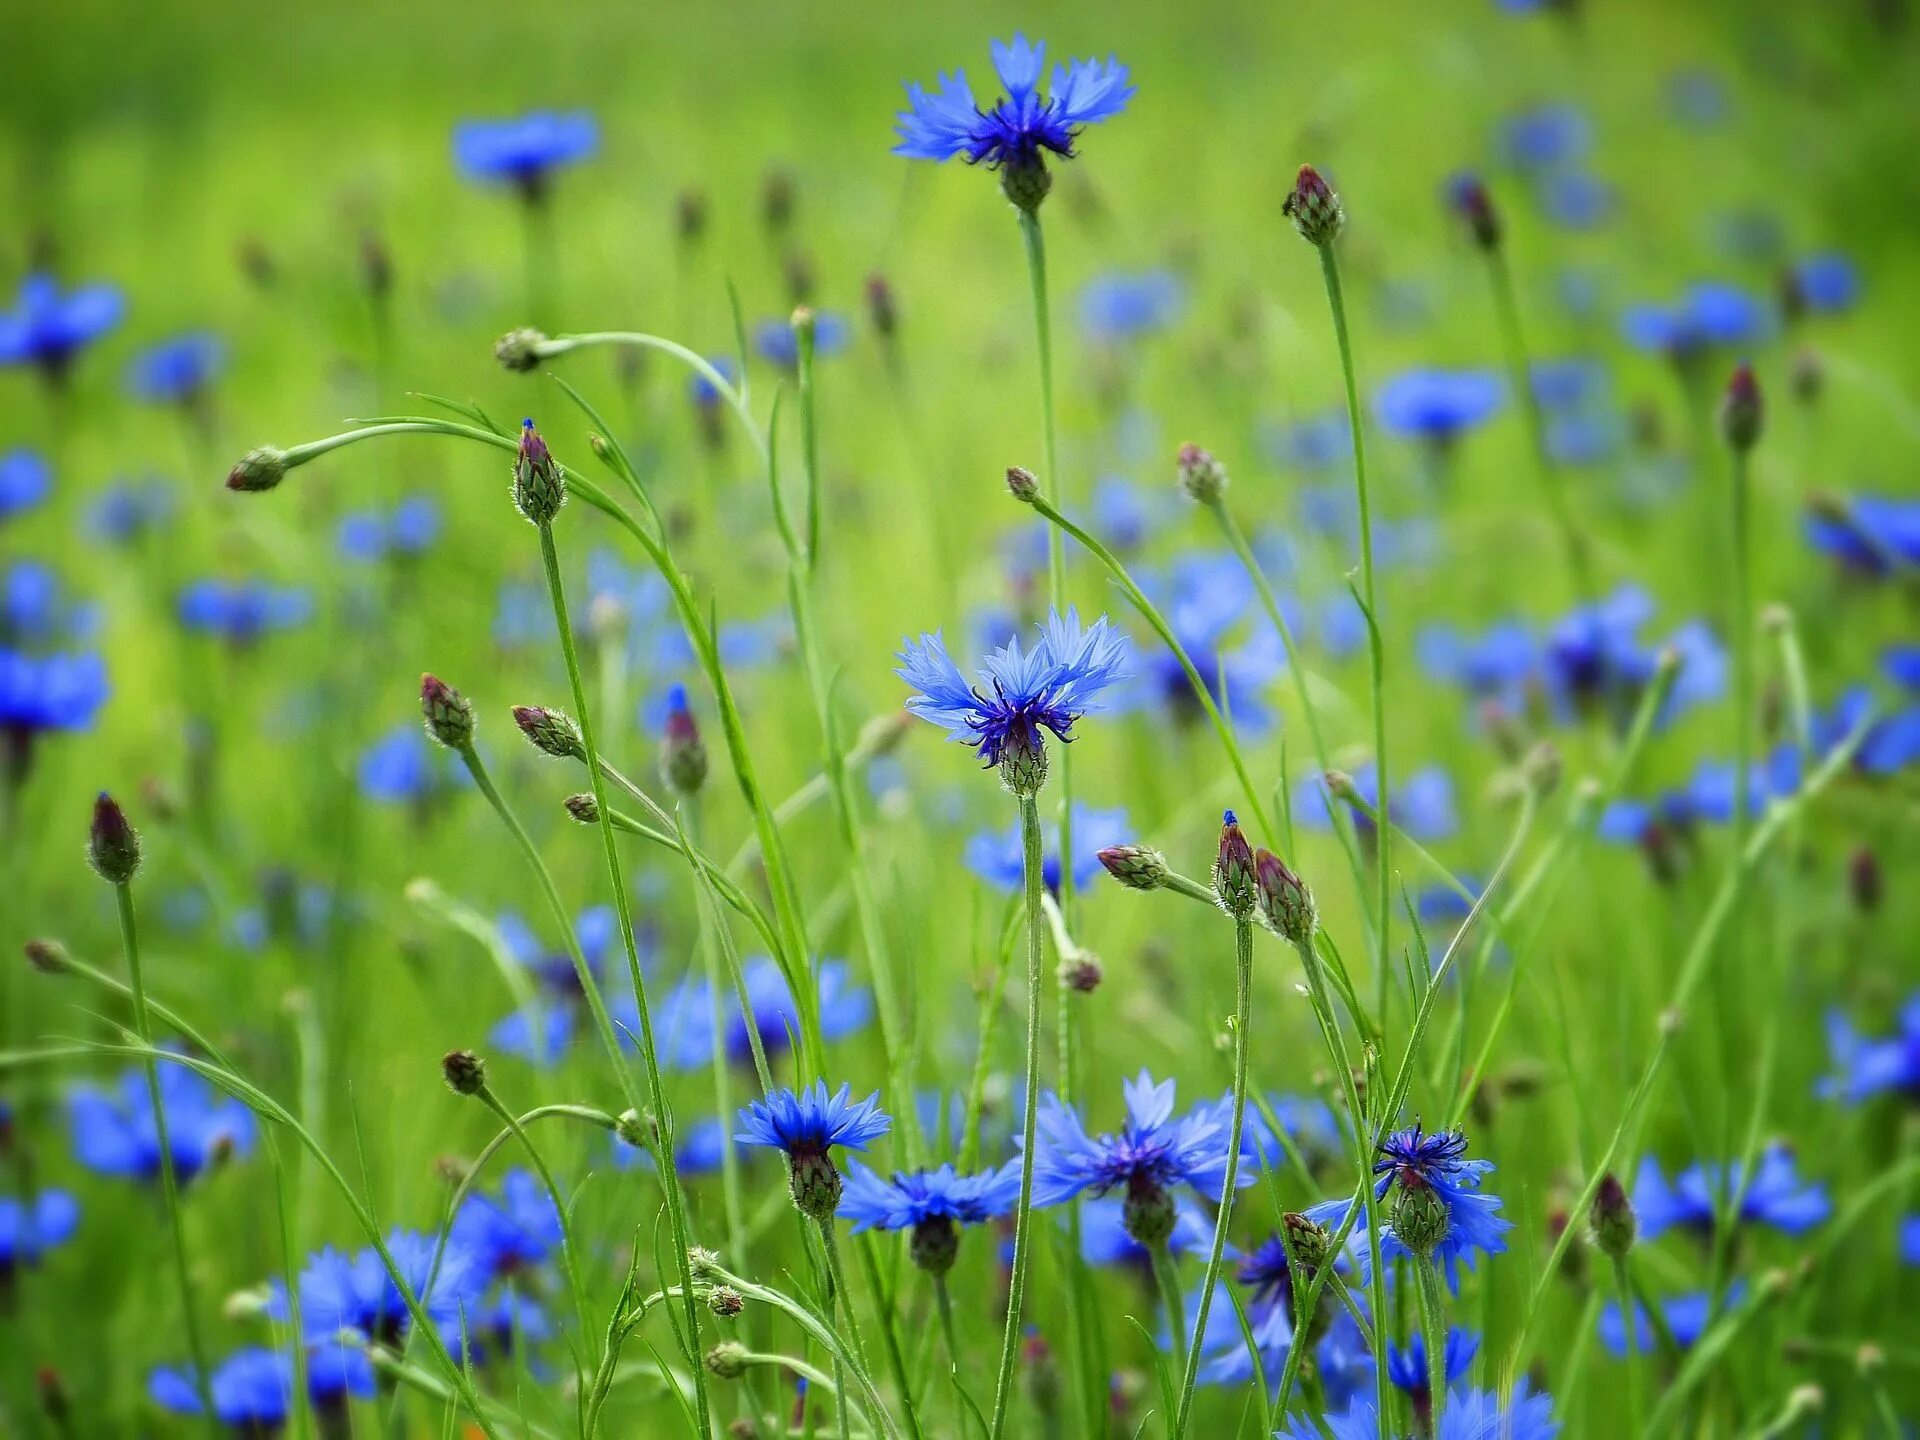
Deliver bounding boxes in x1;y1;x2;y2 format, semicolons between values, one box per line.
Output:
1447;172;1502;250
279;1231;485;1354
1622;282;1770;358
1079;271;1184;344
1589;1172;1636;1257
893;35;1135;211
1802;494;1920;575
1;648;109;783
176;580;311;646
1598;1284;1745;1356
1371;1123;1511;1284
420;674;474;751
1213;809;1258;918
0;1190;80;1280
1499;102;1591;171
1029;1071;1254;1246
659;683;707;796
651;956;871;1072
1276;1379;1560;1440
337;497;441;563
126;332;223;405
0;274;123;381
753;311;850;369
1902;1215;1920;1266
357;725;449;805
487;908;628;1063
839;1160;1022;1274
1077;1194;1216;1269
440;1049;487;1097
1297;763;1459;843
1820;995;1920;1103
612;1115;742;1177
1720;362;1763;452
1632;1144;1831;1240
963;803;1131;895
1388;1327;1480;1426
736;1081;892;1222
454;111;598;202
0;449;50;523
1784;253;1859;317
1284;164;1344;246
1538;170;1616;230
897;607;1129;795
1374;369;1505;444
150;1348;293;1432
1255;848;1315;945
1096;842;1170;892
1175;442;1228;504
87;792;141;884
512;418;566;525
70;1058;255;1181
1126;552;1284;733
449;1169;562;1281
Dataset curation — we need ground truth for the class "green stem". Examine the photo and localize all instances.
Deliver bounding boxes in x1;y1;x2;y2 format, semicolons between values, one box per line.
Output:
987;792;1047;1440
536;519;712;1437
1171;915;1252;1437
818;1222;875;1437
686;799;747;1254
1416;1256;1448;1431
852;1234;923;1440
1152;1243;1188;1376
1611;1255;1645;1435
115;882;217;1435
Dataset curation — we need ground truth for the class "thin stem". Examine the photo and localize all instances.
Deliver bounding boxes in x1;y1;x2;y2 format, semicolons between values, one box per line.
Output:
536;519;712;1437
987;792;1047;1440
934;1278;960;1373
818;1222;875;1437
115;882;216;1434
1415;1256;1448;1432
1151;1243;1189;1376
686;799;747;1254
1611;1255;1645;1435
1171;914;1252;1437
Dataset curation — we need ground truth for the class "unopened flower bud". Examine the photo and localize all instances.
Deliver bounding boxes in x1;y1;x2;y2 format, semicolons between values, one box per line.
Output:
1097;844;1169;891
1521;740;1562;796
512;418;567;524
565;793;600;824
1122;1174;1176;1247
1213;810;1259;919
360;231;392;301
865;273;898;340
1449;173;1501;251
676;189;708;245
1281;1211;1334;1274
1849;846;1882;914
512;705;585;761
1058;954;1104;994
616;1108;654;1150
707;1285;745;1318
1720;362;1763;454
87;793;141;884
420;674;474;750
1254;849;1316;944
1284;164;1345;247
226;445;288;493
706;1342;750;1380
1589;1171;1636;1258
1388;1181;1451;1258
1176;442;1228;504
441;1049;487;1097
660;684;708;796
24;938;69;974
1005;465;1040;504
788;1148;842;1222
494;328;547;374
688;1247;722;1278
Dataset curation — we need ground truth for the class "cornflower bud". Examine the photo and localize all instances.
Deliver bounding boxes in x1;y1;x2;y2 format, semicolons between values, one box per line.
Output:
660;684;708;796
512;705;585;761
512;418;567;524
226;445;288;493
441;1049;487;1097
1720;362;1763;454
87;793;141;884
420;674;474;750
1097;844;1169;891
1589;1171;1637;1258
1005;465;1040;504
1212;810;1258;919
1254;849;1316;944
1175;442;1228;503
1284;164;1345;247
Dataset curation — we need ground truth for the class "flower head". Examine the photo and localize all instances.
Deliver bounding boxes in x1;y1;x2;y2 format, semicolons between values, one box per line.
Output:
651;956;871;1072
0;274;122;379
150;1348;293;1431
1387;1326;1479;1400
1371;1123;1511;1284
964;803;1131;896
176;579;311;646
737;1081;891;1221
1632;1145;1829;1240
0;449;50;523
841;1160;1020;1273
1375;369;1505;443
1598;1285;1745;1356
898;608;1128;794
1818;993;1920;1103
455;111;598;198
0;1190;80;1273
449;1169;563;1281
127;332;223;404
70;1058;256;1182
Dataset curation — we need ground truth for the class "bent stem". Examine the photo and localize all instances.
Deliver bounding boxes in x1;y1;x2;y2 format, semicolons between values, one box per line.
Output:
987;791;1047;1440
1171;914;1253;1438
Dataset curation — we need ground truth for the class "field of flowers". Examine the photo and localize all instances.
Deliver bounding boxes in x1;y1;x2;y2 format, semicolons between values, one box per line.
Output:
3;2;1917;1436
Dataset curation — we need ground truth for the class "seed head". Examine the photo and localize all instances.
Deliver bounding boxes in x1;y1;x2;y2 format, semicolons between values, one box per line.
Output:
706;1285;745;1318
705;1342;749;1380
494;328;547;373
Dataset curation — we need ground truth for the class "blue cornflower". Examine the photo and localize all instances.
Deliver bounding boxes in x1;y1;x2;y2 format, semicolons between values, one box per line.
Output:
613;1115;744;1177
151;1348;294;1431
279;1231;485;1357
0;1190;80;1274
842;1160;1020;1274
964;803;1131;896
1903;1216;1920;1266
1372;1123;1511;1284
1537;169;1615;230
127;332;223;403
1818;994;1920;1103
0;274;123;377
1804;494;1920;575
753;311;851;368
1296;763;1458;844
1375;369;1505;443
737;1081;892;1222
1788;252;1859;315
356;724;457;806
338;496;441;562
898;607;1129;793
1090;476;1159;552
1418;620;1538;707
1500;103;1591;171
69;1058;255;1182
1633;1145;1830;1240
0;449;49;523
1079;270;1184;344
1129;553;1286;734
87;475;175;545
1388;1327;1479;1413
1529;358;1609;412
1544;584;1725;724
450;1169;562;1282
893;36;1133;193
1029;1071;1252;1246
1243;1095;1343;1171
0;648;108;761
1886;645;1920;691
1622;282;1770;356
1263;412;1351;473
454;111;598;197
1666;68;1729;128
1278;1379;1559;1440
650;956;871;1071
1078;1194;1216;1269
177;579;312;645
1598;1285;1744;1356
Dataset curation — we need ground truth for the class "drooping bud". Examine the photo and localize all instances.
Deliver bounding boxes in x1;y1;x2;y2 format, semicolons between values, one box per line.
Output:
1388;1180;1451;1258
87;793;141;884
1284;165;1345;247
494;328;547;374
441;1049;487;1097
1254;849;1316;944
420;674;475;750
1175;442;1228;504
226;445;288;493
706;1342;750;1380
787;1147;843;1223
910;1215;960;1275
512;705;585;761
707;1285;745;1318
659;684;709;796
1719;362;1763;454
1212;810;1259;919
1005;465;1040;504
565;793;600;824
1001;155;1053;214
1589;1171;1637;1258
512;418;567;524
24;938;70;974
865;273;898;341
1448;173;1502;251
1122;1173;1176;1247
1058;954;1104;994
1098;844;1170;891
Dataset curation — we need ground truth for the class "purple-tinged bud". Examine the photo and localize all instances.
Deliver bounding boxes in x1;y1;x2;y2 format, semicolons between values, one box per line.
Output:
360;230;393;301
1323;769;1359;804
706;1342;750;1380
1254;849;1316;944
1589;1171;1637;1258
494;328;547;374
1449;173;1502;251
787;1146;843;1222
1097;844;1169;891
676;188;708;246
565;793;599;824
1006;465;1040;504
1176;442;1229;504
1849;846;1881;914
1122;1172;1176;1247
1720;362;1763;454
660;684;708;796
1213;810;1259;919
707;1285;746;1318
24;938;69;974
420;674;474;750
512;705;585;761
226;445;287;493
1058;954;1104;994
37;1369;69;1427
865;273;898;341
1001;155;1053;214
762;168;796;236
441;1049;487;1097
512;418;567;524
910;1214;960;1275
1284;164;1345;247
87;793;141;884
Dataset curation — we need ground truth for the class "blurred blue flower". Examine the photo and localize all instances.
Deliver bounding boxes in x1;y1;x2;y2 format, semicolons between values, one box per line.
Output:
450;1169;562;1281
0;449;50;523
0;1190;80;1271
127;332;223;403
1789;252;1859;315
177;579;311;644
754;311;851;368
87;476;176;545
1819;994;1920;1104
1129;554;1286;733
338;496;441;562
965;802;1131;896
1296;763;1458;843
1885;645;1920;691
651;956;872;1071
70;1058;255;1182
1089;476;1157;551
1803;495;1920;575
1078;1194;1215;1267
277;1230;485;1362
1418;620;1537;706
1387;1326;1478;1398
840;1160;1021;1232
1903;1216;1920;1266
151;1348;293;1431
1622;282;1770;355
1375;369;1504;443
455;111;598;192
1633;1145;1829;1240
1079;270;1184;343
1277;1379;1559;1440
357;725;444;804
1262;412;1351;473
1538;170;1615;230
736;1081;892;1156
0;274;123;375
1666;69;1728;128
1500;103;1591;171
1029;1070;1254;1208
1598;1285;1743;1356
894;35;1134;171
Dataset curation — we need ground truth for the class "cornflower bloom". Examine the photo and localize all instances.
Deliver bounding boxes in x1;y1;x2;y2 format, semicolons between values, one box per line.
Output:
0;274;122;382
1632;1145;1830;1239
839;1160;1022;1275
736;1081;891;1222
1372;1123;1511;1285
69;1059;255;1182
454;111;598;202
